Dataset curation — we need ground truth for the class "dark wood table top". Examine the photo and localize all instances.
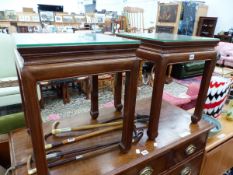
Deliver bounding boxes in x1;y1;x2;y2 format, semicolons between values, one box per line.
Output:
10;98;211;175
13;33;141;48
13;33;141;66
117;33;219;47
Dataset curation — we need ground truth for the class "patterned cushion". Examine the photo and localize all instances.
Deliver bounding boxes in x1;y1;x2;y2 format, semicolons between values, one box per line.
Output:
203;76;232;118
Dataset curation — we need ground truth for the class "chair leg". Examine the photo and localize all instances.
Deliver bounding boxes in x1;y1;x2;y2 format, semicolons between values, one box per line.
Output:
61;83;70;104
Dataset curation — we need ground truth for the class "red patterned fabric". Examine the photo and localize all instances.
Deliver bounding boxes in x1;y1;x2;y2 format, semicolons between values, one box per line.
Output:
203;76;232;118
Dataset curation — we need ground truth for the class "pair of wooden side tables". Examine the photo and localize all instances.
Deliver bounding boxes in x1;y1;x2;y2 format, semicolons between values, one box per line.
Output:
13;33;219;175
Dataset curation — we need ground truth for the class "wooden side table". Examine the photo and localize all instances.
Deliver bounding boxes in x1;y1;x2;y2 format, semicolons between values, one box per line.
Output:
13;33;140;175
117;33;219;140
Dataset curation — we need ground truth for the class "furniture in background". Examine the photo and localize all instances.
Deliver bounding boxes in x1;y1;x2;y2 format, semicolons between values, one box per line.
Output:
123;7;144;33
0;34;21;108
156;2;181;34
117;33;219;141
40;76;94;107
39;80;72;106
10;98;212;175
173;17;213;78
14;33;140;175
216;42;233;68
196;17;218;37
155;2;209;80
171;61;205;79
156;1;208;35
0;34;41;111
214;34;233;43
156;25;174;33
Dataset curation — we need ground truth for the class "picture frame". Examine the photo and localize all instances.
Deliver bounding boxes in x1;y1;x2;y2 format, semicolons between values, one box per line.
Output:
18;15;25;21
62;15;73;23
95;14;105;23
24;16;31;22
55;16;63;23
0;11;5;20
39;11;54;22
74;16;86;23
156;25;174;33
158;4;178;23
4;10;17;21
31;15;40;22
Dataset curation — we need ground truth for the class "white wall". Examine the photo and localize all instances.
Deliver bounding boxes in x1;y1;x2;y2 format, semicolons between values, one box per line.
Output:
204;0;233;34
96;0;157;28
97;0;233;33
0;0;82;13
0;0;232;33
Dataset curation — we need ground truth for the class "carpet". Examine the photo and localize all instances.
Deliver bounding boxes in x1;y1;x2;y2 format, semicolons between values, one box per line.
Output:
41;82;188;122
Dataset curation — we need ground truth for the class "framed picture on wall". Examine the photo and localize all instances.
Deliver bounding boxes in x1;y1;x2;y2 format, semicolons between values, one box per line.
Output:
74;16;86;23
0;11;5;20
4;10;17;21
55;16;63;23
18;15;25;21
24;16;31;22
31;15;40;22
63;16;73;23
156;25;174;33
158;4;178;23
39;11;54;22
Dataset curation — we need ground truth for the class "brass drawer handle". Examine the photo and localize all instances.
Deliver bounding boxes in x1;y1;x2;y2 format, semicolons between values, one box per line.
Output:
180;167;192;175
139;166;154;175
185;144;196;155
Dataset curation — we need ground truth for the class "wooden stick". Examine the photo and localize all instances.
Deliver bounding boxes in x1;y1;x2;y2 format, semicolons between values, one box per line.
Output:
52;121;123;134
45;125;122;150
48;144;118;167
51;114;149;135
28;144;118;175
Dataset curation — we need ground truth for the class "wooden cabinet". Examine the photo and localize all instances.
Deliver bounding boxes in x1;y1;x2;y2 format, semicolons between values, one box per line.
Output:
196;17;217;37
201;139;233;175
201;113;233;175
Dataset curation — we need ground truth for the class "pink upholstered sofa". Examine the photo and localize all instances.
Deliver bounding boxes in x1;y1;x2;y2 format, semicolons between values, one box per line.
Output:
216;42;233;67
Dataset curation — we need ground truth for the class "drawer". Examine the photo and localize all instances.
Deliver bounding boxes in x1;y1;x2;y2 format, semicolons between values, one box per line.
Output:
120;153;171;175
169;132;207;166
162;152;204;175
117;133;207;175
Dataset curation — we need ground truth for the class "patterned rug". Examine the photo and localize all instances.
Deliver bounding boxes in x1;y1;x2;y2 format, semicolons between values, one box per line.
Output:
41;82;187;122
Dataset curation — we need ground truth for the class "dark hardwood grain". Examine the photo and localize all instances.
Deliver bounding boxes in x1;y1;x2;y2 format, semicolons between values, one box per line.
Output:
14;33;140;175
117;33;219;140
10;98;212;175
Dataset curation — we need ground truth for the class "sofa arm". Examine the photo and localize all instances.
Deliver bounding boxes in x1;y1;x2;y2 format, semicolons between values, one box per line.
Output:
0;112;25;134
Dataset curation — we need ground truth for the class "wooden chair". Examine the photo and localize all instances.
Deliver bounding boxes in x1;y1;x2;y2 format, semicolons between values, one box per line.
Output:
123;6;144;33
123;7;146;84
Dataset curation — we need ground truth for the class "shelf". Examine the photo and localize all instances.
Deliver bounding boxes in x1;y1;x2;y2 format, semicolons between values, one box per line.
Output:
10;98;211;175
